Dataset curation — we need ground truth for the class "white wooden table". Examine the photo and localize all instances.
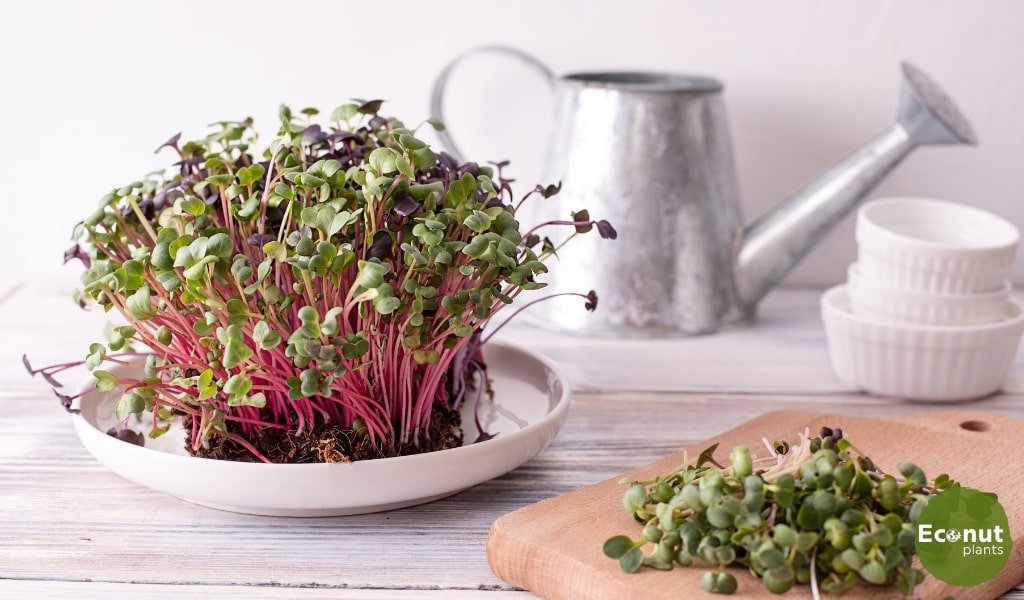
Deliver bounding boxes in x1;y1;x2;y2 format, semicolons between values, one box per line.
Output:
3;283;1024;599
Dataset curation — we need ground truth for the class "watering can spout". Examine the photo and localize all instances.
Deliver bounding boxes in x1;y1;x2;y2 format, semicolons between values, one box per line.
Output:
733;62;977;307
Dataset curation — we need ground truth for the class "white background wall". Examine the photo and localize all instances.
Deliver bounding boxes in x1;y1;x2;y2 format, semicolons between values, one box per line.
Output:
3;0;1023;290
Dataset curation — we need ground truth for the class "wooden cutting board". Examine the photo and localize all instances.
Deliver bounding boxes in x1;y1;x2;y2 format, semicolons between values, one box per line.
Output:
487;410;1024;599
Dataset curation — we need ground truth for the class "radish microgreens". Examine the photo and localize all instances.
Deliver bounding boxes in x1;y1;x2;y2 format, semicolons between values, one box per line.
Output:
29;100;613;462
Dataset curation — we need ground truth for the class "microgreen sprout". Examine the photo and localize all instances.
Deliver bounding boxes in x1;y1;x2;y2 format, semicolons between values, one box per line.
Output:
28;100;613;462
604;427;957;597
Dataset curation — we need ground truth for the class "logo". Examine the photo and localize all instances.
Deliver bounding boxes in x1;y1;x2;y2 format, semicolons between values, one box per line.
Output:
916;487;1011;586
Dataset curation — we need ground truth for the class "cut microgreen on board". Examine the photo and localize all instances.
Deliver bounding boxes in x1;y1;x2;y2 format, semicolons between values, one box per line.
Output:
604;427;957;597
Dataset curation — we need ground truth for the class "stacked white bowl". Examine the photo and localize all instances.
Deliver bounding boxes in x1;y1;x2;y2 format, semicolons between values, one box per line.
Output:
822;197;1024;401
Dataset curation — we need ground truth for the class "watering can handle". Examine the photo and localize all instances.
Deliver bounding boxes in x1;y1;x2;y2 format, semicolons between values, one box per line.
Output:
430;46;556;161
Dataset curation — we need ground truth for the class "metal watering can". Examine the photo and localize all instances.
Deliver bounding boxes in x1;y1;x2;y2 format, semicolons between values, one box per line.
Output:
431;47;977;336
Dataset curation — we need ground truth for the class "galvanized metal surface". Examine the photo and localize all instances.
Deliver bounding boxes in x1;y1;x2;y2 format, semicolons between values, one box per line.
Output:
432;49;977;337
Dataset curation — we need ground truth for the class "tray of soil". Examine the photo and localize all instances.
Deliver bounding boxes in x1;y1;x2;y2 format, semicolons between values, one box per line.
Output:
25;99;613;515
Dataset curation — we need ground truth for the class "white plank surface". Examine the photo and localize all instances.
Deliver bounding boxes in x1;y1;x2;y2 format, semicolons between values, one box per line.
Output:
3;283;1024;598
0;581;529;599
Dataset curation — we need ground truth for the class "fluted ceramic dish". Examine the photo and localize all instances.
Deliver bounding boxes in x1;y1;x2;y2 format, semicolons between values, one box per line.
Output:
847;263;1011;326
856;197;1019;294
70;342;570;516
822;285;1024;401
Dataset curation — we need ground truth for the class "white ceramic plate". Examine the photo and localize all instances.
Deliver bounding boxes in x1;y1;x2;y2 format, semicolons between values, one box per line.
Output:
71;342;570;516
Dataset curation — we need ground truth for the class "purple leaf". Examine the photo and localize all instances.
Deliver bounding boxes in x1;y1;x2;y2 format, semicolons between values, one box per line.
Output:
106;427;144;446
152;189;167;211
41;371;64;388
175;156;203;177
154;132;182;155
136;198;154;219
392;196;420;217
302;124;327;141
498;179;515;201
173;157;203;169
157;182;183;211
22;354;33;375
457;162;479;177
247;233;275;247
366;231;393;260
385;212;405;232
596;220;618;240
326;132;359;144
63;243;91;267
474;431;498;443
437;152;459;170
584;290;599;312
537;182;562;198
54;389;80;414
119;198;152;220
357;99;385;115
541;236;558;257
572;209;593;233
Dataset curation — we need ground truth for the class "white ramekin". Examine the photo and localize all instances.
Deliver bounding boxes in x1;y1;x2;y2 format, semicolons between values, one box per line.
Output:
847;263;1012;326
822;285;1024;402
856;198;1019;294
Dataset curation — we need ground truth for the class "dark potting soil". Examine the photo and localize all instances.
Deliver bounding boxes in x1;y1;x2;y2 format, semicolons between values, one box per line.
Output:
183;403;464;463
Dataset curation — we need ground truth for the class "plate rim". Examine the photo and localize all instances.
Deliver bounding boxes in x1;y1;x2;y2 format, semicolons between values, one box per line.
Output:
71;340;572;470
